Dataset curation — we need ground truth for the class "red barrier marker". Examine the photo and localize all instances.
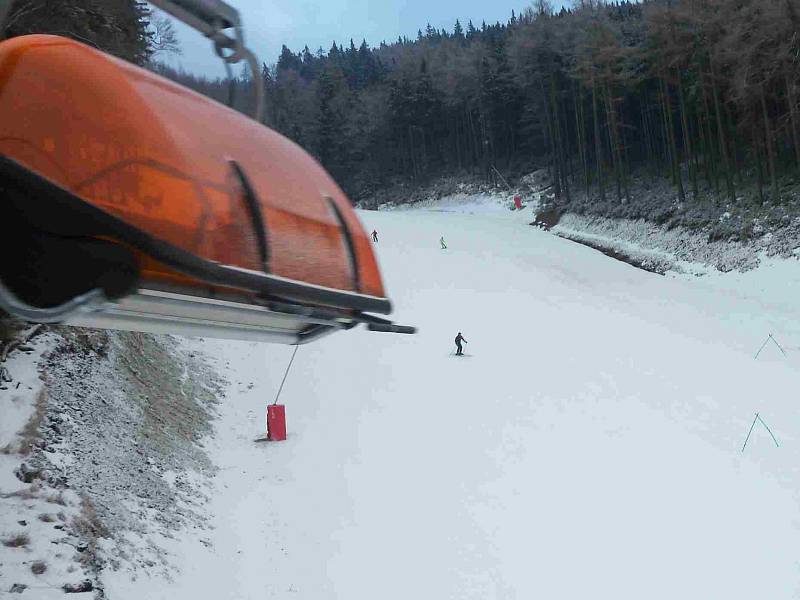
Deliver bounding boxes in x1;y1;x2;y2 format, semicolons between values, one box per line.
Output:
267;404;287;441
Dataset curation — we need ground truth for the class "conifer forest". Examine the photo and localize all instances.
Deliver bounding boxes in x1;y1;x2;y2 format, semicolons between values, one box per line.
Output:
7;0;800;217
157;0;800;212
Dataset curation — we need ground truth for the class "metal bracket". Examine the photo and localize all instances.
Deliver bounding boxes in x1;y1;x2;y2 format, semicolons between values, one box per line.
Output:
0;280;106;323
148;0;264;122
1;0;263;121
148;0;242;60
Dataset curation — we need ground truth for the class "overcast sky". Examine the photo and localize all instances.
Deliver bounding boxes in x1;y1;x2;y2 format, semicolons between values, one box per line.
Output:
154;0;564;79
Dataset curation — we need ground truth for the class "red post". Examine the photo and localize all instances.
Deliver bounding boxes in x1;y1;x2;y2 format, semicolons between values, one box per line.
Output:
267;404;287;441
514;195;522;210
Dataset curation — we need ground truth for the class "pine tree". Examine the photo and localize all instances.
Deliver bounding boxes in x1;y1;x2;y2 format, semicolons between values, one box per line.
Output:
4;0;151;64
153;0;800;202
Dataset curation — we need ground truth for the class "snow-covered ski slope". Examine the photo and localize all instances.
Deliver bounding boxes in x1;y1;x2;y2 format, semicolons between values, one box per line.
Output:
109;197;800;599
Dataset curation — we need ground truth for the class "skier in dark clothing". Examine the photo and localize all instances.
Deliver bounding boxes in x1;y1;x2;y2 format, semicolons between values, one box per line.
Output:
371;230;378;242
454;332;467;355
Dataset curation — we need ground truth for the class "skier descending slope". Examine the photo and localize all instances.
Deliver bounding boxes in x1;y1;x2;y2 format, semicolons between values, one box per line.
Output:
440;236;447;249
454;332;467;356
372;230;378;242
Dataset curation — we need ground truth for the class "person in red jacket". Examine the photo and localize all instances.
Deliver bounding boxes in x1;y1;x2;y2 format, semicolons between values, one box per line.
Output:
454;332;467;355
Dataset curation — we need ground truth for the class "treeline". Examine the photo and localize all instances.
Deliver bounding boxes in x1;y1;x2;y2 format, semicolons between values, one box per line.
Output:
2;0;178;64
158;0;800;206
8;1;797;206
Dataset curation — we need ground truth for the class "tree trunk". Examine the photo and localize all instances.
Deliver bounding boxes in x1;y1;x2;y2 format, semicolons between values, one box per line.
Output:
541;80;561;200
724;104;744;190
620;109;631;201
700;80;719;194
761;88;780;201
661;77;685;202
709;59;735;203
696;109;711;194
575;81;590;194
644;94;661;176
603;84;621;202
787;75;800;171
467;107;480;170
592;79;605;203
605;80;627;201
641;93;655;173
755;133;765;205
658;79;674;181
676;70;698;198
551;80;570;202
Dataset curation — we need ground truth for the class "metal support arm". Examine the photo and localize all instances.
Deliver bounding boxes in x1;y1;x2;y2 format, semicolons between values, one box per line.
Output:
148;0;264;122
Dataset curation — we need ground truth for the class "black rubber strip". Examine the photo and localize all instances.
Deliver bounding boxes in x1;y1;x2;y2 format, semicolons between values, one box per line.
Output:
229;160;270;272
356;311;417;334
366;322;416;334
326;196;361;293
266;299;343;321
0;155;392;315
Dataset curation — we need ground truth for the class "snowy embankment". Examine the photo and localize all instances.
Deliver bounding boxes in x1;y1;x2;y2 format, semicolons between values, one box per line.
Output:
0;328;221;597
4;191;800;598
552;212;777;275
111;194;800;598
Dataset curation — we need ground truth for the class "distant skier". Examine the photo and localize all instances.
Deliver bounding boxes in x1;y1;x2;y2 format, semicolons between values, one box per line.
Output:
440;236;447;249
454;332;467;356
371;230;378;242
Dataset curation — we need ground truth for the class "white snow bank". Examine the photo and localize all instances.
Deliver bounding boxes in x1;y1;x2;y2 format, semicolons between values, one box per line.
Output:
0;331;97;598
553;212;763;273
0;332;53;450
1;328;223;597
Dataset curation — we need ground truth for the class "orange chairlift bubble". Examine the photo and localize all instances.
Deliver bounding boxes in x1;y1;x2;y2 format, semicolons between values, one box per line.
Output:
0;1;414;344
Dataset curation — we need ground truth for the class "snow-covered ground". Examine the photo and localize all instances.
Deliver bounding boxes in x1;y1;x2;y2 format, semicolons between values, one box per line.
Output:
102;198;800;598
4;196;800;598
0;329;99;598
0;329;221;597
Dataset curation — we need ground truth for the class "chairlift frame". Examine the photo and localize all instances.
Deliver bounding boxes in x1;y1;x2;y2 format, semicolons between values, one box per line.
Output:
0;1;415;343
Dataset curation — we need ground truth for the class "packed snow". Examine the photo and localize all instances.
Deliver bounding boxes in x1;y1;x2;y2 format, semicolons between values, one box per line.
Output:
112;199;800;598
5;197;800;598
